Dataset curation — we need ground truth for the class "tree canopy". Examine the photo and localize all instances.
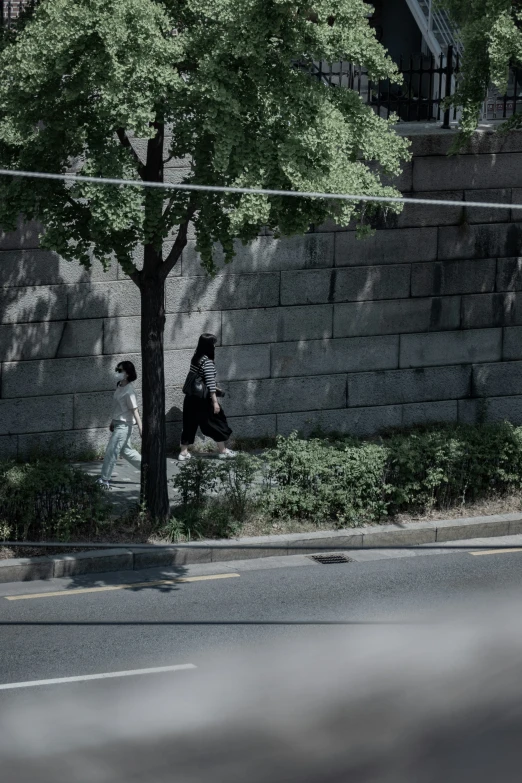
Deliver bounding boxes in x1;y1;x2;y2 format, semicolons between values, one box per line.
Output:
441;0;522;143
0;0;410;276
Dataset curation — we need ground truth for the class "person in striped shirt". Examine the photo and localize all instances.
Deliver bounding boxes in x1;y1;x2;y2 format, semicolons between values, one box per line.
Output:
179;333;236;461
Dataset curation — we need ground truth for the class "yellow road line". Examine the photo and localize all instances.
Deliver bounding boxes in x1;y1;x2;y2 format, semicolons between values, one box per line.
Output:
5;573;240;601
470;548;522;557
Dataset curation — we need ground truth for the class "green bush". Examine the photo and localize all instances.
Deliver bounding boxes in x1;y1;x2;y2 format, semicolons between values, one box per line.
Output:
384;422;522;513
169;454;261;539
263;433;389;526
0;459;110;542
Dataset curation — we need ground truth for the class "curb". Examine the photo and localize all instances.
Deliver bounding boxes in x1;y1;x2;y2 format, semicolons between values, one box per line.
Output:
1;512;522;584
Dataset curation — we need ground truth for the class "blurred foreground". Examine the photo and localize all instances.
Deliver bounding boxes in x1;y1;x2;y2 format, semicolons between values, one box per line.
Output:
1;593;522;782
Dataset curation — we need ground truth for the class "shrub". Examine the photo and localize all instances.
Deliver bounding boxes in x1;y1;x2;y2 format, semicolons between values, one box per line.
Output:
170;454;262;539
0;459;110;542
384;422;522;513
263;433;389;526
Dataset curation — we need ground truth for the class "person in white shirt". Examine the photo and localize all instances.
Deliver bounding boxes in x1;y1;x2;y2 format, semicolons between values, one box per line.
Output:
97;361;142;489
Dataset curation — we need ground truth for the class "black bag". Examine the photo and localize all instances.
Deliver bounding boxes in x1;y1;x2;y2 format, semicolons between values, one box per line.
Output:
182;360;208;398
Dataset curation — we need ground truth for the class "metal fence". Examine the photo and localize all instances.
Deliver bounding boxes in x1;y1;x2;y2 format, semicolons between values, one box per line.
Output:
303;48;522;125
303;47;460;125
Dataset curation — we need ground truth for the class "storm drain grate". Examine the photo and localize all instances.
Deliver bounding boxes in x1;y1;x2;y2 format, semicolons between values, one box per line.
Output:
310;554;354;565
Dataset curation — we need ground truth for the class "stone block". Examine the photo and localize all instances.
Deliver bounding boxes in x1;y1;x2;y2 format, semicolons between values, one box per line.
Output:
0;319;104;363
334;297;460;338
412;259;496;297
181;234;334;276
0;395;74;435
464;189;511;224
335;228;437;266
436;516;510;542
458;395;522;425
163;344;271;385
164;166;192;185
103;311;222;354
503;326;522;359
227;414;277;439
0;434;18;458
132;546;212;570
387;191;464;229
511;188;522;221
437;223;522;261
52;549;134;578
68;281;141;320
2;353;141;398
166;273;280;312
0;249;118;287
73;391;116;429
0;322;64;362
165;386;184;422
280;265;411;306
0;557;54;584
400;328;502;369
366;159;413;193
222;305;332;345
407;128;522;157
17;427;110;458
58;320;104;357
277;405;402;437
413;152;522;191
462;293;522;329
348;365;471;407
271;336;399;378
0;217;41;250
401;400;458;427
224;375;346;417
0;285;67;324
472;361;522;398
496;257;522;291
217;344;271;381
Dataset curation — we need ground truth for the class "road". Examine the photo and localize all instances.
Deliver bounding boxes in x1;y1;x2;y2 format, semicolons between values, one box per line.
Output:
2;535;522;782
1;533;522;690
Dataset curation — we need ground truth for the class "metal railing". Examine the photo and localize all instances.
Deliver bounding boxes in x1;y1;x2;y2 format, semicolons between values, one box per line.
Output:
405;0;463;57
303;47;460;124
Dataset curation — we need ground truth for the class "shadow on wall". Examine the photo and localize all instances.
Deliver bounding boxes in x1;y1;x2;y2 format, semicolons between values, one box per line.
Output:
0;217;131;460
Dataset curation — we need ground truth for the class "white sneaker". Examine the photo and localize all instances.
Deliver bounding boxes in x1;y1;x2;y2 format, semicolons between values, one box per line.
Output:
96;478;111;490
218;449;237;460
178;452;192;462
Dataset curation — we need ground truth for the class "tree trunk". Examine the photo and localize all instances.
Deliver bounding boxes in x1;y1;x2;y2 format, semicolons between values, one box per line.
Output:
139;256;169;522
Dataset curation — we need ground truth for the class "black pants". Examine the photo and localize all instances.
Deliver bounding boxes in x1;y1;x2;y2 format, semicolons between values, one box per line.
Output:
181;395;233;445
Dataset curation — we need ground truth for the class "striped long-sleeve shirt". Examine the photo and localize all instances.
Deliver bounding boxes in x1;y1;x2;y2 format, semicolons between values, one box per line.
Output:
190;355;217;394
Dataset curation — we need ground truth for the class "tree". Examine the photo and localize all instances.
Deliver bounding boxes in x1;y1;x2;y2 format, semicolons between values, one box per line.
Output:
440;0;522;145
0;0;410;520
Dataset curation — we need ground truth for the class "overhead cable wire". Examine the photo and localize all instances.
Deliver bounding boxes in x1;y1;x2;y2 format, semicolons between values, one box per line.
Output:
0;167;519;212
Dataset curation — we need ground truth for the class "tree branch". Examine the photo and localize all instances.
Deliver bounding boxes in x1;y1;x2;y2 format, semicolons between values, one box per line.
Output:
160;194;198;281
116;128;146;179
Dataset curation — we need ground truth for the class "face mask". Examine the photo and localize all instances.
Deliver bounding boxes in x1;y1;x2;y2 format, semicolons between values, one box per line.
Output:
115;371;126;381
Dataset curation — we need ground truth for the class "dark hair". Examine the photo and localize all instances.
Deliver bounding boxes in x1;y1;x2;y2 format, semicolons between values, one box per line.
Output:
192;333;217;364
116;360;138;383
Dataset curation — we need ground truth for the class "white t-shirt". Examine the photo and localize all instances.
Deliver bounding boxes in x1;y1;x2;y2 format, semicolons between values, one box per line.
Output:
112;383;138;424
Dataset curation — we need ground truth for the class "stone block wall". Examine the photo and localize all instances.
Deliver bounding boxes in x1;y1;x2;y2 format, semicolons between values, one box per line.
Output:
3;128;522;456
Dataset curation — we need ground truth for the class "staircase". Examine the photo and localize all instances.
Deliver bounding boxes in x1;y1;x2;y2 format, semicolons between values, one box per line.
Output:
404;0;462;57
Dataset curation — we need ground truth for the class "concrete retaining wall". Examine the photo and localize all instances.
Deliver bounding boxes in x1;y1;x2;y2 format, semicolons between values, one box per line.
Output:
3;128;522;455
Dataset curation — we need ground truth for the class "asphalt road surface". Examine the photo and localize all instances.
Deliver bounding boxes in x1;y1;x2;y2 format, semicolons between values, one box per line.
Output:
1;533;522;693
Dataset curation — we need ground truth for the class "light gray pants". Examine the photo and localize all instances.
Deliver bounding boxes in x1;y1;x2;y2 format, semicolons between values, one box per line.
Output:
101;420;141;481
